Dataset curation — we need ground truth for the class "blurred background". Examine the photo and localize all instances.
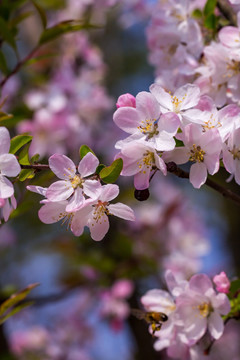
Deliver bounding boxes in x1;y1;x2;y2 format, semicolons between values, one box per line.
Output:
0;1;239;359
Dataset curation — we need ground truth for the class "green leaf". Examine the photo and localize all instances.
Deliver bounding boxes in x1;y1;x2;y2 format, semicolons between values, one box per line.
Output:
0;301;34;324
18;142;31;165
25;52;57;66
39;20;95;45
0;111;12;122
228;279;240;298
203;0;217;16
99;158;123;183
96;164;105;174
31;0;47;28
0;283;39;324
0;16;17;50
192;9;202;19
9;134;32;154
18;168;35;181
79;144;95;159
204;13;218;30
0;51;8;75
9;11;33;27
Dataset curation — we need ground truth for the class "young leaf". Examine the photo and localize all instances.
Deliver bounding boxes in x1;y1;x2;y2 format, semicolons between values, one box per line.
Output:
18;142;31;165
18;168;35;181
0;16;17;50
203;0;217;16
31;0;47;29
79;144;95;159
9;134;32;154
99;158;123;183
39;20;95;45
0;283;39;324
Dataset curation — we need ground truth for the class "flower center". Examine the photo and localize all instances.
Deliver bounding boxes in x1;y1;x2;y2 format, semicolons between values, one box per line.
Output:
189;144;205;163
198;302;210;318
137;151;155;174
71;175;82;189
171;93;186;113
226;60;240;76
92;200;109;224
230;145;240;160
203;114;222;131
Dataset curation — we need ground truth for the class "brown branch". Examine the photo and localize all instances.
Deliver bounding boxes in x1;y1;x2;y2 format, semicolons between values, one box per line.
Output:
21;163;50;171
166;162;240;206
0;46;39;88
217;0;237;26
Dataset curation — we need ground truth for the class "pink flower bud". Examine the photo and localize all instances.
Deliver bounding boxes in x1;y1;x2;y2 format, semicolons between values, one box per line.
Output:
116;93;136;108
213;271;230;294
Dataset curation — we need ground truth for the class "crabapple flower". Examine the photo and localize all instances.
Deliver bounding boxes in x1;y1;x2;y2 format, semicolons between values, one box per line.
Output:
176;274;231;342
0;127;21;199
87;184;135;241
150;83;200;121
218;12;240;50
213;272;230;294
163;124;222;188
114;91;180;151
222;127;240;185
46;152;101;211
116;140;167;190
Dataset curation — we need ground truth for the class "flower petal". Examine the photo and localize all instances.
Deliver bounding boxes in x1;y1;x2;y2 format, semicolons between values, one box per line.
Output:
49;154;76;180
89;213;109;241
38;201;68;224
46;180;73;201
0;154;21;177
0;127;10;154
100;184;119;202
208;311;224;340
78;152;99;177
189;162;207;188
0;175;14;198
108;203;135;221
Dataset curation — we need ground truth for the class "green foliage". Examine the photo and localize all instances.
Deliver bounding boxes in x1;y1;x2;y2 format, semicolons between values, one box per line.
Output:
31;0;47;28
99;158;123;183
203;0;217;17
228;279;240;299
204;13;218;30
79;144;96;159
0;16;17;50
0;283;39;324
96;164;106;174
9;134;33;154
39;20;96;45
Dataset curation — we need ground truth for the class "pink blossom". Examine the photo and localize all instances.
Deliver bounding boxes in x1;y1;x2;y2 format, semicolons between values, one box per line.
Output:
0;195;17;223
46;152;101;212
213;272;231;294
116;140;167;190
223;127;240;185
150;83;200;121
87;184;135;241
163;124;222;188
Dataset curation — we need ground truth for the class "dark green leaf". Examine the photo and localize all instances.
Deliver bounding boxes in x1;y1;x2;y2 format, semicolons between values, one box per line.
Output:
79;144;95;159
0;283;39;324
18;142;31;165
99;158;123;183
228;279;240;298
204;13;218;30
39;20;95;45
9;135;32;154
96;164;105;174
192;9;202;19
0;51;8;75
203;0;217;16
0;16;17;50
31;0;47;28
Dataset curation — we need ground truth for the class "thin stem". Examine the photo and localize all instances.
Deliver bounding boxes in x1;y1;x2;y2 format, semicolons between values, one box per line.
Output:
217;0;237;26
166;162;240;206
0;46;39;88
21;163;50;171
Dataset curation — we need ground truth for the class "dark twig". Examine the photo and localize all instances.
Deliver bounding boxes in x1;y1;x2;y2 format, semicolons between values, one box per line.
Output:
166;162;240;206
21;163;50;171
217;0;237;26
0;46;39;88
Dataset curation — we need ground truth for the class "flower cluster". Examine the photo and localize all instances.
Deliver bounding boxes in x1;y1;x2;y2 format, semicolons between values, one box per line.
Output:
0;127;20;223
27;152;135;240
141;271;231;359
114;82;240;189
